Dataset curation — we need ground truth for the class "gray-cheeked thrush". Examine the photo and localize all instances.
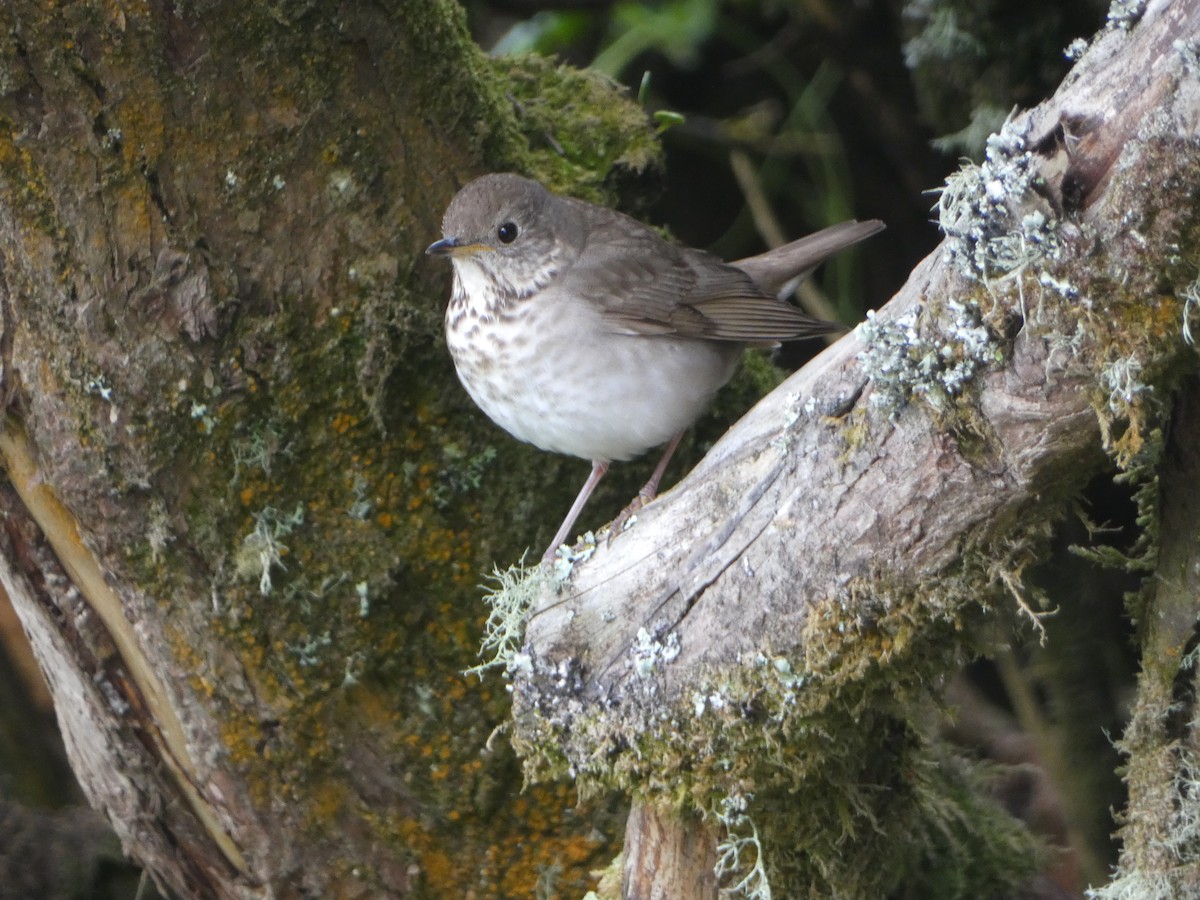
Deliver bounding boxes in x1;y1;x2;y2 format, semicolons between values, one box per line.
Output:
427;173;883;563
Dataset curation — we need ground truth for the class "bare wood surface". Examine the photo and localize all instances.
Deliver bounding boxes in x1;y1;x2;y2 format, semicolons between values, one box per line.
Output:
622;801;717;900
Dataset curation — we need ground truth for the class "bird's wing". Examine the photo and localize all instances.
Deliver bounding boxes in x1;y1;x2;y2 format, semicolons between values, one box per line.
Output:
574;209;840;343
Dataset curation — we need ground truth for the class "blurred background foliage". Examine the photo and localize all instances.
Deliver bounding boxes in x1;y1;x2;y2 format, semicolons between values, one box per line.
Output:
1;1;1141;897
474;0;1106;344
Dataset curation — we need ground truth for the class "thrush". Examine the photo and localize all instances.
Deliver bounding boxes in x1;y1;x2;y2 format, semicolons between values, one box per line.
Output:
426;173;882;563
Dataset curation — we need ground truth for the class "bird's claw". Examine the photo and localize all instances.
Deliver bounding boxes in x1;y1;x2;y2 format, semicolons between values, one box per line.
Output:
606;494;650;547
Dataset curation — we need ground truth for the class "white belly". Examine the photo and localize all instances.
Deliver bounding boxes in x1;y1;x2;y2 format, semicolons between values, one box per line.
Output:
446;290;740;462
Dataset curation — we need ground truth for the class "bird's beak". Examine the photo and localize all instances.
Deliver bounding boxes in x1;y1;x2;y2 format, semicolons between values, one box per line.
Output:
425;237;488;258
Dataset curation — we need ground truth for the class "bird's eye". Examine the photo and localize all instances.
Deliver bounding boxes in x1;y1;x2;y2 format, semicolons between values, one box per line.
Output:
497;221;518;244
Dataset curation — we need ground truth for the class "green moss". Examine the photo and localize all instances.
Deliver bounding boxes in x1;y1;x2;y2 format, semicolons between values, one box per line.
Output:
506;521;1066;896
487;53;663;206
0;2;664;895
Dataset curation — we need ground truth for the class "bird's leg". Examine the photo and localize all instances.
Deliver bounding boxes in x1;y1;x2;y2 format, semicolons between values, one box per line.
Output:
608;430;684;543
543;460;610;563
638;430;685;503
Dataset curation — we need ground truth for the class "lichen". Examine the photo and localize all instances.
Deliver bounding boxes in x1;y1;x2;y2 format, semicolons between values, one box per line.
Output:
931;112;1199;474
465;559;547;679
508;521;1061;896
234;503;305;596
713;793;772;900
856;297;1004;413
938;115;1062;285
0;3;658;894
1106;0;1148;30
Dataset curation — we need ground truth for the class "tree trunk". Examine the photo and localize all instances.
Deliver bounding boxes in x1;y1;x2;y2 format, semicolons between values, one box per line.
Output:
0;2;657;897
622;802;717;900
509;1;1200;895
1097;375;1200;898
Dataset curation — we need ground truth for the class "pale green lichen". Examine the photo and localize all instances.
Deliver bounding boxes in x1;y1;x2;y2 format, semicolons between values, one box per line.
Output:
289;630;333;668
1065;37;1090;61
937;116;1061;285
465;558;548;679
1101;355;1152;415
1088;746;1200;900
1175;38;1200;76
631;626;681;678
431;442;498;510
232;426;287;482
552;534;599;580
1181;276;1200;346
714;792;772;900
234;503;305;596
1106;0;1147;31
346;474;373;520
856;298;1003;412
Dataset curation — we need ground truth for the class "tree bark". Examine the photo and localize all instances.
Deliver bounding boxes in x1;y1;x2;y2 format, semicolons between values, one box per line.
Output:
0;2;658;897
1097;376;1200;898
510;1;1200;895
622;802;717;900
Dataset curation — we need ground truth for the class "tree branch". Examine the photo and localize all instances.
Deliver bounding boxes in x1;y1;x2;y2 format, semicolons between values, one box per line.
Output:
510;0;1200;892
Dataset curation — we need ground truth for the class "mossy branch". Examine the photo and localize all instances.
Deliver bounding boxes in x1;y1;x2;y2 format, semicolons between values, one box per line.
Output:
501;2;1200;895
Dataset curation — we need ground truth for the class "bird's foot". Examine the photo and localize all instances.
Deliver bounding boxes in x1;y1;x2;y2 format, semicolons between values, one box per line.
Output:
606;487;655;546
